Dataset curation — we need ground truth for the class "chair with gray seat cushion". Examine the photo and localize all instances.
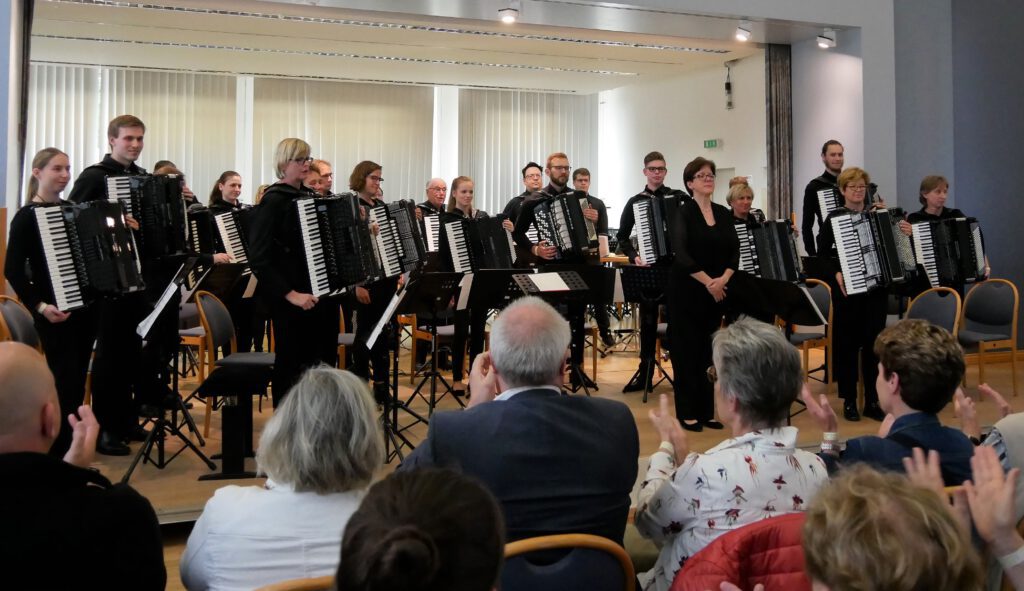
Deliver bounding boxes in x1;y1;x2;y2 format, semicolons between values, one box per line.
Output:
0;296;42;352
906;287;961;336
788;279;833;395
959;279;1019;396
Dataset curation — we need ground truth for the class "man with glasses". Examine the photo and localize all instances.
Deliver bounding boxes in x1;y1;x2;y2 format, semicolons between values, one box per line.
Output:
800;140;844;255
616;151;689;394
503;162;543;224
311;159;333;196
416;177;447;220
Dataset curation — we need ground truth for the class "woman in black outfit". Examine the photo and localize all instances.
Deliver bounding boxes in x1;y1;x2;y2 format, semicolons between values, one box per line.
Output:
4;148;96;456
816;167;888;422
667;157;737;431
444;176;515;393
248;139;338;406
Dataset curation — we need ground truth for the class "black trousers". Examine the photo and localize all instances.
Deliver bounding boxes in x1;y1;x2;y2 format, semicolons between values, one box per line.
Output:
352;281;396;385
35;307;96;457
90;295;147;439
668;281;724;422
452;307;488;382
592;304;611;336
638;302;660;359
832;288;888;404
269;298;339;406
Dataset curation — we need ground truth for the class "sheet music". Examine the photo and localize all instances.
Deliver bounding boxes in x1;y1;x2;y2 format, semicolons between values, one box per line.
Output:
367;273;410;349
137;262;192;339
531;272;570;292
457;273;474;311
799;285;828;326
242;274;259;299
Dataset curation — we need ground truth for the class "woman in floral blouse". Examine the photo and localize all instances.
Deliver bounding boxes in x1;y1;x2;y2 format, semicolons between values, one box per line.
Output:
635;317;828;591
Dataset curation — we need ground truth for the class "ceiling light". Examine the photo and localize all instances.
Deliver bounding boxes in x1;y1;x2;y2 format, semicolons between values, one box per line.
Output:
498;0;521;24
735;21;752;42
817;28;837;49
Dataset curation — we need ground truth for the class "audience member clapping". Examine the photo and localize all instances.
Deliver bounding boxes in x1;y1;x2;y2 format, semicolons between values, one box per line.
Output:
635;317;827;591
180;366;384;590
337;468;505;591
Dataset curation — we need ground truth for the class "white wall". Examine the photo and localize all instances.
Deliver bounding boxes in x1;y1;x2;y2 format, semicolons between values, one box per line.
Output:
597;52;767;222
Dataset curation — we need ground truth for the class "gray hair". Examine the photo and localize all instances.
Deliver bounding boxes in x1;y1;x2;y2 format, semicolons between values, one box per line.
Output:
489;296;570;388
256;366;384;493
712;317;802;428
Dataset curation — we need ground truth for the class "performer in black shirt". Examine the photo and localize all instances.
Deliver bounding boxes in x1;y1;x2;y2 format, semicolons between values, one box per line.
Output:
572;167;614;347
416;177;447;220
616;151;689;393
502;161;543;225
248;139;338;406
815;167;888;422
800;140;844;255
4;148;97;458
668;157;737;430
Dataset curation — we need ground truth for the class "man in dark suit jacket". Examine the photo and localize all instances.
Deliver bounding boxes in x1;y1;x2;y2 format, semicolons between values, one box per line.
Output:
0;342;166;589
400;296;639;544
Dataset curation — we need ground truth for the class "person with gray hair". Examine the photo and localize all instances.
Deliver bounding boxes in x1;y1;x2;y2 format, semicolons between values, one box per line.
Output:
180;365;384;591
399;296;639;545
634;317;828;591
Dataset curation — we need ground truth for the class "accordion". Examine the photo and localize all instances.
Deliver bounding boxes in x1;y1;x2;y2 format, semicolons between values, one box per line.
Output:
735;220;803;282
31;201;145;311
829;208;918;295
422;214;441;252
187;208;216;255
295;194;380;297
579;196;598;246
631;193;680;265
106;174;188;260
817;188;841;220
369;200;426;278
439;214;517;273
532;192;590;260
213;209;252;264
911;217;986;288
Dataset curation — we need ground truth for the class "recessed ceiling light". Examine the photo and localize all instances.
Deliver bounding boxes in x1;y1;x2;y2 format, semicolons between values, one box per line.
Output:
735;20;752;42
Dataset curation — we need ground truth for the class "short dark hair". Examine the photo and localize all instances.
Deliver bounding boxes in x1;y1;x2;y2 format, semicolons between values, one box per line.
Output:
919;175;949;205
821;140;843;156
107;114;145;139
683;157;717;186
521;162;542;178
873;319;965;414
572;167;591;181
349;160;381;193
643;151;665;166
338;468;505;591
152;160;176;171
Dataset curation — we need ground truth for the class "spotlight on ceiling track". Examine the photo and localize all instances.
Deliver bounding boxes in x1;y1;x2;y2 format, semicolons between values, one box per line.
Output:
817;28;837;49
499;0;521;24
735;20;752;42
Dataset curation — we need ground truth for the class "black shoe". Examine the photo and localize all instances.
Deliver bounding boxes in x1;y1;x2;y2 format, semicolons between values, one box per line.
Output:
126;424;150;442
600;332;616;348
97;432;131;456
372;382;390;405
843;400;861;422
682;421;703;432
453;388;466;398
623;363;652;393
703;420;725;430
862;402;886;422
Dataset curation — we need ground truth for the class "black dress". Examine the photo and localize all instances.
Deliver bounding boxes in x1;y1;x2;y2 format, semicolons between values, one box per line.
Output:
4;201;97;457
350;195;399;390
208;200;266;352
447;208;491;383
667;200;738;422
248;182;339;406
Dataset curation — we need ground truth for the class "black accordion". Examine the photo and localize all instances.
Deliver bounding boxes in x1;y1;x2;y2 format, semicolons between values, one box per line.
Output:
369;200;426;278
32;201;145;311
532;192;590;260
439;214;517;273
105;174;188;260
829;208;918;295
213;209;252;264
816;188;841;220
295;194;379;297
187;208;216;255
422;213;441;252
911;217;986;287
631;193;681;265
735;220;803;283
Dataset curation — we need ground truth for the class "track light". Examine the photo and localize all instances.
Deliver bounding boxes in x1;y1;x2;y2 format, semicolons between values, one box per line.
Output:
817;28;836;49
735;20;752;42
498;0;520;24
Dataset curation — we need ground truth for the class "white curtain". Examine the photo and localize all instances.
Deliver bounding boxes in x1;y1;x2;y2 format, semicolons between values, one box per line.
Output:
25;64;237;205
458;89;599;216
252;78;433;201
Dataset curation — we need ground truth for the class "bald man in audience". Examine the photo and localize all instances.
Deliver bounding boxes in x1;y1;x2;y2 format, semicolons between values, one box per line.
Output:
0;342;166;589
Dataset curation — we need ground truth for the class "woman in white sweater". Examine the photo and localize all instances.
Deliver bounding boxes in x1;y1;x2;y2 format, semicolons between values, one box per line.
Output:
180;366;384;590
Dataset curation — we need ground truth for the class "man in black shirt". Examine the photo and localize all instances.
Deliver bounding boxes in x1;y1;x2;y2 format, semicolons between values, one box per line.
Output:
502;162;543;224
417;177;447;218
800;139;844;255
616;151;689;393
573;167;614;347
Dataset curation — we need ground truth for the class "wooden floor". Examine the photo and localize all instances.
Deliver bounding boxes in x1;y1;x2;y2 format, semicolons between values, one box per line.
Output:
91;325;1020;591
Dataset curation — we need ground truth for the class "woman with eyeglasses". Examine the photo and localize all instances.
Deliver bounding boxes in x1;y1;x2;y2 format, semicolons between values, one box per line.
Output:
666;157;738;431
815;167;889;422
249;139;339;406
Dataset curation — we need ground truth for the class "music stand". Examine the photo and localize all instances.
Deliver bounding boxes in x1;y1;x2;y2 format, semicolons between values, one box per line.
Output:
540;263;614;393
397;272;464;416
620;265;673;403
727;273;827;327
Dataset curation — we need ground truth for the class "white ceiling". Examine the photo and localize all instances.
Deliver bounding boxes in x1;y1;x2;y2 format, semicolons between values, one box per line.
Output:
23;0;845;93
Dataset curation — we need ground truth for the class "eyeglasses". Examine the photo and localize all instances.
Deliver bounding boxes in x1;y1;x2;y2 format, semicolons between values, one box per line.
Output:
646;166;668;173
322;172;334;178
291;157;314;164
524;173;542;179
550;166;571;172
694;173;716;181
706;366;718;384
368;175;384;182
429;186;447;192
847;184;868;192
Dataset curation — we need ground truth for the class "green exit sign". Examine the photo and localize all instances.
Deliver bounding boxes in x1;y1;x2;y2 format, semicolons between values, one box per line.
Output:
703;139;719;149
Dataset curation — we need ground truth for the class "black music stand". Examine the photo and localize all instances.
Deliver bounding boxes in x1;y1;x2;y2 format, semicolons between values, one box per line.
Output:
512;270;593;395
398;272;464;417
727;273;827;326
620;265;673;403
540;263;614;393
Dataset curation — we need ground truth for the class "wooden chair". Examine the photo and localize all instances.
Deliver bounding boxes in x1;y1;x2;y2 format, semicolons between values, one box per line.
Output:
789;279;833;394
906;286;962;337
254;575;334;591
337;303;355;370
0;295;43;352
504;533;636;591
959;279;1019;396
